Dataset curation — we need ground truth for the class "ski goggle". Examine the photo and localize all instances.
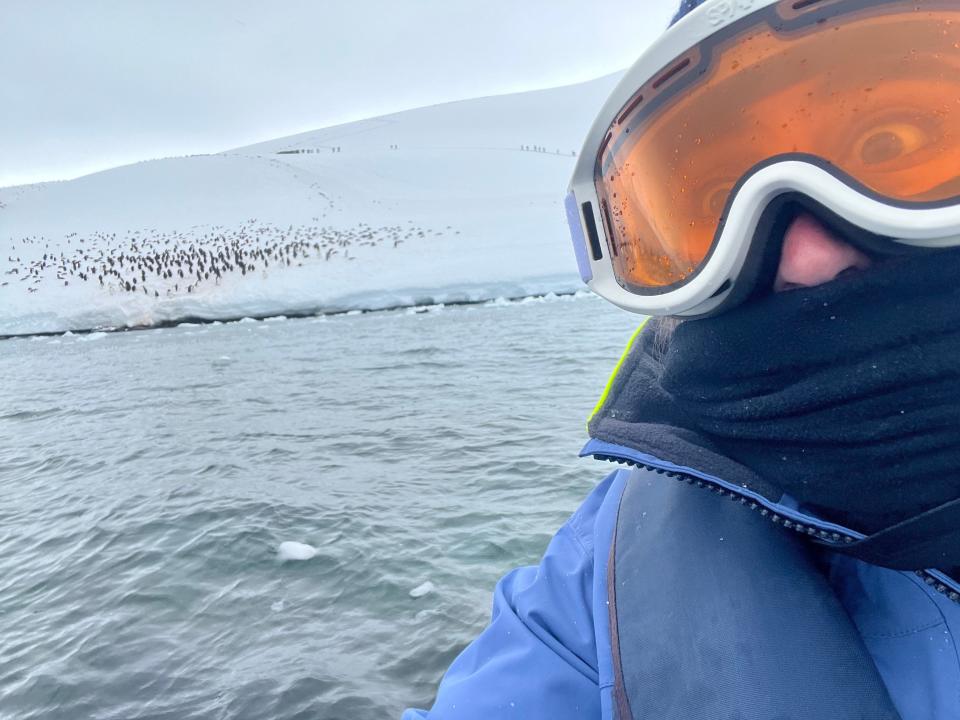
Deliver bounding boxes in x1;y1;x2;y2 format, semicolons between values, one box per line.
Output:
566;0;960;317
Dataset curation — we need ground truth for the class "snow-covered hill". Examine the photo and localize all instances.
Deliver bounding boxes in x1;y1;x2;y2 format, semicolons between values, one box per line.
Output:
0;74;620;336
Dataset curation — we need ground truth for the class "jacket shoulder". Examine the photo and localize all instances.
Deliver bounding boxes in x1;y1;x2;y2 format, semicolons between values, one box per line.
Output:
402;469;629;720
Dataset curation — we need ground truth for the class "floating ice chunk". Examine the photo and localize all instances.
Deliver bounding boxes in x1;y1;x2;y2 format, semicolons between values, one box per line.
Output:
271;600;285;612
78;331;107;342
277;541;318;561
410;581;436;598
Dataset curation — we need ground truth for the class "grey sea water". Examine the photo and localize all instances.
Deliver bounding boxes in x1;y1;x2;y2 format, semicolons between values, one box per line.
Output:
0;294;639;720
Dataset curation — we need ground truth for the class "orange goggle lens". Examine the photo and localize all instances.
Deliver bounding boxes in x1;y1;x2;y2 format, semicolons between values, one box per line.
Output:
598;0;960;292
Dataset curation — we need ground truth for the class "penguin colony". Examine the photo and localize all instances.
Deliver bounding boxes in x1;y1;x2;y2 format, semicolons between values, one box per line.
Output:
1;218;453;298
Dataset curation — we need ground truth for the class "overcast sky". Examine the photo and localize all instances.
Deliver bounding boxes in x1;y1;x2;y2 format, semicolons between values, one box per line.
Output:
1;0;676;188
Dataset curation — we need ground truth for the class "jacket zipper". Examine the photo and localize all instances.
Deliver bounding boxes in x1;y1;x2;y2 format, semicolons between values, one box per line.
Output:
593;451;960;606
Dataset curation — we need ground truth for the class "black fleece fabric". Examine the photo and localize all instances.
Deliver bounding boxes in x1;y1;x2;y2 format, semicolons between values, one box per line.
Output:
589;247;960;572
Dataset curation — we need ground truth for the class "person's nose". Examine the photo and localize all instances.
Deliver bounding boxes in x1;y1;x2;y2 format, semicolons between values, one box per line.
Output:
774;213;873;292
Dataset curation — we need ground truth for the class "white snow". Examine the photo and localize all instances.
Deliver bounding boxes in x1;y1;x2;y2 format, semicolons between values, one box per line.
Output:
409;581;436;599
0;74;619;336
277;541;318;562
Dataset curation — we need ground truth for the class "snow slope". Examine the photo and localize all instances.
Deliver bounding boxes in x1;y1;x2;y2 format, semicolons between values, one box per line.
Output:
0;74;620;336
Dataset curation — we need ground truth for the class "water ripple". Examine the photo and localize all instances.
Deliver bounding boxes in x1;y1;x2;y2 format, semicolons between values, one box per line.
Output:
0;294;639;718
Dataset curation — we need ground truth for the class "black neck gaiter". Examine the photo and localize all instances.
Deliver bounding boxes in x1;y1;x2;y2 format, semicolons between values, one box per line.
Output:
659;248;960;566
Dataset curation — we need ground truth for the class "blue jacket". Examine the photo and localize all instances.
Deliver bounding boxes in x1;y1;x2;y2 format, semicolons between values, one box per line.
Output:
403;448;960;719
404;325;960;718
